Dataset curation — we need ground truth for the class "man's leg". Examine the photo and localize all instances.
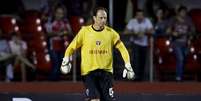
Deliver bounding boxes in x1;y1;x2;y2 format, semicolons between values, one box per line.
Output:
173;44;184;81
4;59;14;82
139;46;147;81
98;71;115;101
133;44;141;81
49;50;60;80
6;64;13;82
83;72;100;101
17;55;35;69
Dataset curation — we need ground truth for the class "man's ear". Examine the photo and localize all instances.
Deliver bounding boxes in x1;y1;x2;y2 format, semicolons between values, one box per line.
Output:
93;16;96;22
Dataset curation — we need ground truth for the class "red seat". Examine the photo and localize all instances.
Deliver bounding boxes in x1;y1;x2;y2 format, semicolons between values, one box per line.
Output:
0;15;19;39
189;9;201;33
154;37;176;80
154;37;176;68
192;36;201;53
20;10;52;75
186;36;201;71
69;16;84;34
154;36;201;80
32;52;52;73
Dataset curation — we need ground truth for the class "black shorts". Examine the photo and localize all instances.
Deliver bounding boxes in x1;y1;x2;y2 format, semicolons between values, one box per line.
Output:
82;69;116;101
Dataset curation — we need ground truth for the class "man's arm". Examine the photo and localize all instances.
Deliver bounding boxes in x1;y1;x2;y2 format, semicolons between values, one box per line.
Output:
64;27;84;57
115;40;130;64
0;53;15;61
61;27;84;74
123;19;135;35
112;27;134;79
115;40;135;80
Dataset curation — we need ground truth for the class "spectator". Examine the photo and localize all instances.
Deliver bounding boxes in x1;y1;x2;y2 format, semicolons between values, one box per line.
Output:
9;32;35;69
9;32;35;82
44;4;72;80
167;6;195;81
40;0;62;23
124;9;154;81
81;0;96;25
0;29;14;82
153;8;169;37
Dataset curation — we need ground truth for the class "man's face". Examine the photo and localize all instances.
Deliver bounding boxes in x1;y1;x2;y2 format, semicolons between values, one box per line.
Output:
12;35;20;43
156;9;163;18
55;8;64;20
179;9;187;18
136;12;144;23
93;10;107;27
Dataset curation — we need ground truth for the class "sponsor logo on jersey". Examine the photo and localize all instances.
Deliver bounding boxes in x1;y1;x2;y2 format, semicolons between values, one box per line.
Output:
89;49;108;54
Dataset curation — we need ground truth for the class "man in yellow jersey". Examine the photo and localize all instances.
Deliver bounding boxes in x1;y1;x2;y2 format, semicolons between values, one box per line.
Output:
60;7;135;101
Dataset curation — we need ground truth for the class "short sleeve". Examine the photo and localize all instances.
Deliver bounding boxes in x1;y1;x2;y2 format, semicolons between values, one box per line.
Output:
22;41;28;51
146;18;153;29
126;19;134;31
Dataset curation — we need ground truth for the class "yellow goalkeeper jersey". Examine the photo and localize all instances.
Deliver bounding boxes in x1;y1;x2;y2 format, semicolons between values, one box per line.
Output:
64;25;130;75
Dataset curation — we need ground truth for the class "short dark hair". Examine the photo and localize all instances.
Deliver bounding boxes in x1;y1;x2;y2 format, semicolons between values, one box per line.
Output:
136;9;144;13
177;6;187;12
53;4;67;17
135;9;144;16
10;32;18;37
93;7;108;16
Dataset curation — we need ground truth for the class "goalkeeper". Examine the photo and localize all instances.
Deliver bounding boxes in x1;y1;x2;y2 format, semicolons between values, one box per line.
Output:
61;7;135;101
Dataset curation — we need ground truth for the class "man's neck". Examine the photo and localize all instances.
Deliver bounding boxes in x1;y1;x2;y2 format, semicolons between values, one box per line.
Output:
177;16;185;22
137;19;144;24
92;24;104;31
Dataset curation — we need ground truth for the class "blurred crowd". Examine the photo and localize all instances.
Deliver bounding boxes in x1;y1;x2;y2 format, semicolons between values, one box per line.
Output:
0;0;201;82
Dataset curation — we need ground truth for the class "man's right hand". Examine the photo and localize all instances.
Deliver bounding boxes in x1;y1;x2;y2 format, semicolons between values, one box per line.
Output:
123;63;135;80
173;32;179;37
60;57;72;74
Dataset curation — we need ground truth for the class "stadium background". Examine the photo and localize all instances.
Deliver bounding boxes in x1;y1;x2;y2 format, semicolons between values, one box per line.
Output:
0;0;201;101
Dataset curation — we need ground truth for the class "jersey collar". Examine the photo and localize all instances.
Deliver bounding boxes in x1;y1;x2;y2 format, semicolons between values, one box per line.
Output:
91;25;104;32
